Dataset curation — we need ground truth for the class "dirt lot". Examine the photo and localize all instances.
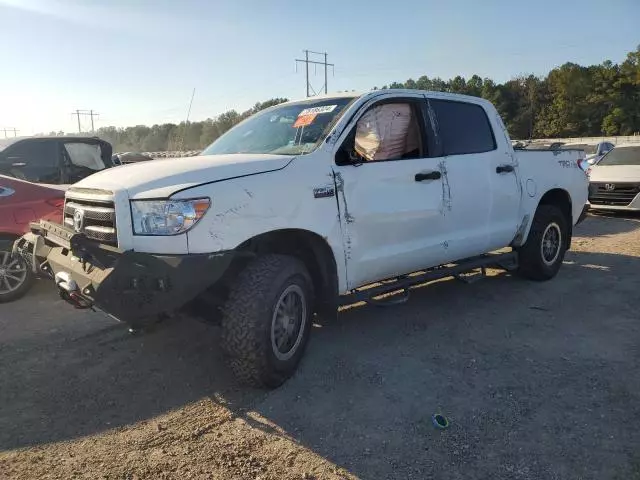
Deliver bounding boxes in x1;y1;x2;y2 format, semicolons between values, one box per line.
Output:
1;213;639;480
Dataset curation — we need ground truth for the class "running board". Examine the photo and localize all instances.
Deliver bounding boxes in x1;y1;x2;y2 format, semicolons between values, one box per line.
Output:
339;251;518;307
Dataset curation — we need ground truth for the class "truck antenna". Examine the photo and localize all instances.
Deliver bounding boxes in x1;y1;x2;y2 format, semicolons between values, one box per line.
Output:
178;88;196;152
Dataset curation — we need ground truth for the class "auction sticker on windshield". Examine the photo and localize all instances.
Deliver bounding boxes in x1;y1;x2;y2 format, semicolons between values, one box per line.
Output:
299;105;337;116
293;114;317;128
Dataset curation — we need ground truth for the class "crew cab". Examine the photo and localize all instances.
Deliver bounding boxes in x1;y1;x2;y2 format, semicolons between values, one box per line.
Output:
16;90;589;387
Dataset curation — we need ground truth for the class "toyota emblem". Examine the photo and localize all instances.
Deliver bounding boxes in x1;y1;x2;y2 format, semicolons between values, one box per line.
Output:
604;184;615;191
73;209;85;232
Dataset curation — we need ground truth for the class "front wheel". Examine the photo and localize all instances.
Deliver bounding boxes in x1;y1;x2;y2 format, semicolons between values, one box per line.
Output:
0;247;34;303
220;254;314;388
516;205;569;281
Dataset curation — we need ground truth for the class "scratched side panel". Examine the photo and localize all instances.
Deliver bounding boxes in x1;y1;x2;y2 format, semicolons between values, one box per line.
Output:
178;151;348;292
332;158;450;290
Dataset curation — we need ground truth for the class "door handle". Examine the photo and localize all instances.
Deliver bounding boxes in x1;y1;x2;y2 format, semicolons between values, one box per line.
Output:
496;164;515;174
415;171;441;182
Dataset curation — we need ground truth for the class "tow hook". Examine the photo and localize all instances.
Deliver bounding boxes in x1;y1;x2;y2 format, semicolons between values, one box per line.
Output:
54;271;94;309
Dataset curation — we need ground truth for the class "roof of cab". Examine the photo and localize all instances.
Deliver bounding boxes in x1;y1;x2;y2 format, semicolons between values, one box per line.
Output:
282;89;496;108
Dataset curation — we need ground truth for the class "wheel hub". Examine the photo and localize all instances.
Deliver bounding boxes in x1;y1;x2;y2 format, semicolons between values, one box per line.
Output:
540;222;562;266
0;251;28;294
271;284;307;361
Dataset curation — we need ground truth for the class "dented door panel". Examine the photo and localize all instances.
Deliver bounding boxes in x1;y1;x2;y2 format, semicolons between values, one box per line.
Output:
333;158;448;290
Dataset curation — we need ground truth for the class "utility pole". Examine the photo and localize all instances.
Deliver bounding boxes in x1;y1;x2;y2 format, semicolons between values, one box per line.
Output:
324;52;328;96
71;110;100;133
73;110;81;133
295;50;334;97
1;127;18;138
305;50;309;98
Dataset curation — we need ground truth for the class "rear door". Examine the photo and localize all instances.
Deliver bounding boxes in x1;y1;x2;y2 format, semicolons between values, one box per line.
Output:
429;99;520;256
428;98;494;259
61;140;109;184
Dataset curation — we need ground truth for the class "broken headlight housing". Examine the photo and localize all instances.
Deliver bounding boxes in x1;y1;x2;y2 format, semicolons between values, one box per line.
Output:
131;198;210;236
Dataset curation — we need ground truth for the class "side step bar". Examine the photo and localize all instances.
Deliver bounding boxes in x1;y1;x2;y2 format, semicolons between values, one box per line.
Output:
339;251;518;307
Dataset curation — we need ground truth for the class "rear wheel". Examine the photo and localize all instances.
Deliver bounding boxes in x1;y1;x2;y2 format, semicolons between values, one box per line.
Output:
517;205;568;281
0;247;34;303
220;254;314;388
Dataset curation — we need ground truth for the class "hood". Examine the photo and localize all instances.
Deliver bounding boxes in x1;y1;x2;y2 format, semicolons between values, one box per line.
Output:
74;154;295;198
589;165;640;183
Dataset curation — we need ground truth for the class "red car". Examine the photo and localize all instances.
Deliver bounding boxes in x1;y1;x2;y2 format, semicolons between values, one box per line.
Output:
0;175;64;302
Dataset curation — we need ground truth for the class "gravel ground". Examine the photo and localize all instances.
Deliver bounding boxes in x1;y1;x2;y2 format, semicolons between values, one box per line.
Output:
1;213;639;480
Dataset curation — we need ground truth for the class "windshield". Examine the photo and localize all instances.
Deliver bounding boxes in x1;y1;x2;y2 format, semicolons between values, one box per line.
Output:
597;146;640;166
201;97;355;156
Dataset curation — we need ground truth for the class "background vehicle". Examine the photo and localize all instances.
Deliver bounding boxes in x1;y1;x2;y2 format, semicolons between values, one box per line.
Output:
0;136;114;185
562;141;614;165
588;145;640;211
20;90;588;387
113;152;155;165
0;175;64;302
518;141;566;150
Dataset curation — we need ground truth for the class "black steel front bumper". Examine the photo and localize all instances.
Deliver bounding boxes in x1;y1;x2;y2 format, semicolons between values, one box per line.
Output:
17;220;237;324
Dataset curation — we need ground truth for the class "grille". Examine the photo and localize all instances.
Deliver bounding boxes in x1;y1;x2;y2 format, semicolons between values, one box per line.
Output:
589;182;640;207
63;197;117;245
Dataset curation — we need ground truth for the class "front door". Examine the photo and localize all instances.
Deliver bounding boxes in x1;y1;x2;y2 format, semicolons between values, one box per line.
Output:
332;95;449;289
1;140;61;184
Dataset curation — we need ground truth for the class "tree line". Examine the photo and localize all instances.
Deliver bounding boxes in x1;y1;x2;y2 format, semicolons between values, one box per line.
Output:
92;98;289;153
374;45;639;140
67;46;638;152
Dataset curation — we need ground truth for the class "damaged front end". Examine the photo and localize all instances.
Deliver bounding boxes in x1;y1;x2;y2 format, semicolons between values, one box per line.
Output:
17;220;237;326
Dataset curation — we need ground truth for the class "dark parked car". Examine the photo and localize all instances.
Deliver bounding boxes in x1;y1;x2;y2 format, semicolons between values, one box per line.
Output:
113;151;155;164
0;136;114;185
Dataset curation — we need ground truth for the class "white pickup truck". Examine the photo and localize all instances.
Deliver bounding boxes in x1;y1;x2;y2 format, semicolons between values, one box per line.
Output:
16;90;589;387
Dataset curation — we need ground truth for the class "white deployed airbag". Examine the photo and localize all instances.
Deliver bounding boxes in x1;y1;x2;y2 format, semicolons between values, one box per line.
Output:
355;103;413;161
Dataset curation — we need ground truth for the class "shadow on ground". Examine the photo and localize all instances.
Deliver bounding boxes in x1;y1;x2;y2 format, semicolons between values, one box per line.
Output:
575;212;640;237
1;250;639;479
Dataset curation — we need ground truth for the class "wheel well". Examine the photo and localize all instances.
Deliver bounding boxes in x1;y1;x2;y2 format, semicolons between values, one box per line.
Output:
538;188;572;248
235;229;339;320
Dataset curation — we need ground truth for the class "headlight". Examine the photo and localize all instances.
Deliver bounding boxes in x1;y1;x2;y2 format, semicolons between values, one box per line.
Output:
131;198;210;236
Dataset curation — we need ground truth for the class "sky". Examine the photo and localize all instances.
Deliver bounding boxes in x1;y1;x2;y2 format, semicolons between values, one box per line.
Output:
0;0;638;135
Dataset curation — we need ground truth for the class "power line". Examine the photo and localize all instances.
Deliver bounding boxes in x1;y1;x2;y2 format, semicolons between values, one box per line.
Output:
71;109;100;133
295;50;334;97
1;127;19;138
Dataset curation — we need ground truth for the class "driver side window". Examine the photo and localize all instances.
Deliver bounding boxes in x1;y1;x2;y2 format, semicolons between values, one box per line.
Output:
337;101;425;164
1;141;60;183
